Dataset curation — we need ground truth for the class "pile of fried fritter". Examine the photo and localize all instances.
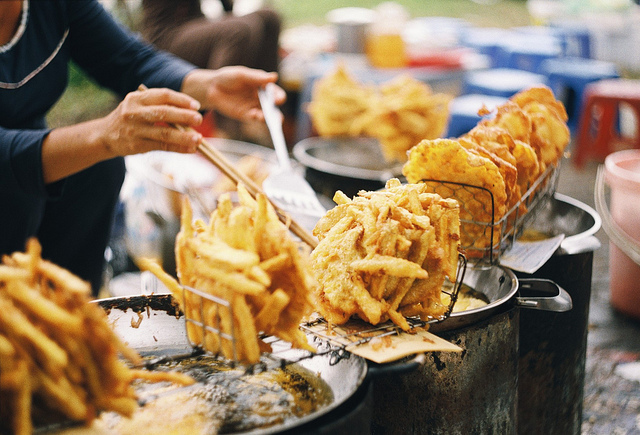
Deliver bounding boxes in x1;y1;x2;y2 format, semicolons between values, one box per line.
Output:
307;65;451;162
403;86;570;256
310;179;460;331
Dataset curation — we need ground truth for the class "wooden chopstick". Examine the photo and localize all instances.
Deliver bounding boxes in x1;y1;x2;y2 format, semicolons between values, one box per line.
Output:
198;140;319;248
137;85;319;249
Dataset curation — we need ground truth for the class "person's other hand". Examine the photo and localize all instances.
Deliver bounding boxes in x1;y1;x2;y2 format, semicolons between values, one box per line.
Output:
101;87;203;156
182;66;286;122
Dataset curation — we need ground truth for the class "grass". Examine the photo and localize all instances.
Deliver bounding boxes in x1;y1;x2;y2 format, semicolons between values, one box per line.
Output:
46;63;119;128
48;0;531;127
273;0;530;28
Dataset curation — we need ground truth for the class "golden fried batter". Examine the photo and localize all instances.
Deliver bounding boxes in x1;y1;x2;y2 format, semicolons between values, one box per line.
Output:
307;65;375;137
311;179;460;330
400;86;569;258
403;138;508;221
307;66;451;162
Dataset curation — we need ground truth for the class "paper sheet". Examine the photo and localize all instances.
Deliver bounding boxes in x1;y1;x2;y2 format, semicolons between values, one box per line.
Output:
500;234;565;274
347;330;461;364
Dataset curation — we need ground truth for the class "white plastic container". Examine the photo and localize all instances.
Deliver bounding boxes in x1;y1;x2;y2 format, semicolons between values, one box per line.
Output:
596;150;640;319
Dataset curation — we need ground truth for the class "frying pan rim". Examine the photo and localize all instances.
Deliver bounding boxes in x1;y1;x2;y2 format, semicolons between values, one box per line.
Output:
95;293;370;435
431;265;518;331
292;136;404;182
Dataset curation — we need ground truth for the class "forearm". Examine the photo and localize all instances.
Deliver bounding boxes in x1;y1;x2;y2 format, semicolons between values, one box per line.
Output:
41;118;114;184
41;87;202;184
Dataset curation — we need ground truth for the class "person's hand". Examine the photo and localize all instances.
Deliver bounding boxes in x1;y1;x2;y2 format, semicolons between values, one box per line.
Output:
182;66;287;122
100;86;203;157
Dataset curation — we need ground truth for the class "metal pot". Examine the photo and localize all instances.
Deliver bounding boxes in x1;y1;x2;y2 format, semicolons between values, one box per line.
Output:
515;193;601;435
96;294;420;435
292;137;404;199
326;7;375;54
371;265;572;435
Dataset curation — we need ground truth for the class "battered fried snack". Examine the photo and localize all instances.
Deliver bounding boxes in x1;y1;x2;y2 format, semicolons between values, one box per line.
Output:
307;66;451;162
402;86;569;257
458;135;520;210
142;185;316;364
480;86;569;171
350;74;452;162
306;64;375;137
404;138;508;219
0;239;193;435
311;179;460;331
403;138;508;253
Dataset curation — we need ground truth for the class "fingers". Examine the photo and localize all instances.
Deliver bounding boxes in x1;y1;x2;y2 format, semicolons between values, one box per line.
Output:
131;88;203;127
116;87;203;154
136;86;201;111
245;107;263;122
131;123;201;154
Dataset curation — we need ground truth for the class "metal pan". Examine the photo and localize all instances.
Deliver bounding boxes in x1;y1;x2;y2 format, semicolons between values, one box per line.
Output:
292;137;404;198
430;264;572;333
96;294;374;434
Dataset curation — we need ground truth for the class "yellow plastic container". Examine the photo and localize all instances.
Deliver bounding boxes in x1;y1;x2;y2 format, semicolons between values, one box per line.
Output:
365;33;407;68
365;2;409;69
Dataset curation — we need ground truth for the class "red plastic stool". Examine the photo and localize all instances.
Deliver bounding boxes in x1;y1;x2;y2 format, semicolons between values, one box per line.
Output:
574;79;640;168
193;110;217;137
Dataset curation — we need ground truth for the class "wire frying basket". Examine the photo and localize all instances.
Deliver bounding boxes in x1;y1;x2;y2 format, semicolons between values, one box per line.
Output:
180;284;238;361
300;253;467;352
176;254;467;370
421;163;560;264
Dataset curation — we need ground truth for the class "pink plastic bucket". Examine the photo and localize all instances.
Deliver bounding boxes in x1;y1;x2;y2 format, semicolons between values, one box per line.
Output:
599;150;640;319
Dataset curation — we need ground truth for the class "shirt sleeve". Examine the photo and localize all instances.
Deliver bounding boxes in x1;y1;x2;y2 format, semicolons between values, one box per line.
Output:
66;1;197;96
0;126;65;198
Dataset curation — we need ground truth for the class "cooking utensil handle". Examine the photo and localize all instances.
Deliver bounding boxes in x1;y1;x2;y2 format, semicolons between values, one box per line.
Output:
137;84;318;249
366;353;426;378
515;279;572;312
258;83;292;171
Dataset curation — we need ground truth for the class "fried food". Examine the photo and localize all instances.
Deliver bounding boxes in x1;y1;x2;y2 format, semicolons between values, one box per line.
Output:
310;179;460;331
480;86;570;171
307;65;451;162
519;100;570;167
0;239;193;435
210;154;270;196
458;136;520;210
512;139;541;192
141;185;316;364
306;64;375;137
482;100;532;145
403;138;508;219
403;138;507;253
402;86;569;258
350;74;452;162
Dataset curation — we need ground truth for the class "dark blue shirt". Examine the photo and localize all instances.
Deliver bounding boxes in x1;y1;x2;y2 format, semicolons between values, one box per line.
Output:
0;0;195;198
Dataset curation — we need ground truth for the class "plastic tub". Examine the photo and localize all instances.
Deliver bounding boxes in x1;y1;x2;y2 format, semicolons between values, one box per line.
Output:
595;149;640;319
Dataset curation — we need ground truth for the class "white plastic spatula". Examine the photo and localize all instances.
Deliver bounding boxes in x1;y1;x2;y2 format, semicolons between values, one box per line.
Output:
258;83;326;227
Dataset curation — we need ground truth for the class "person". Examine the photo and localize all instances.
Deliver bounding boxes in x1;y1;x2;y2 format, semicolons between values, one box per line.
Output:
0;0;286;296
141;0;281;73
140;0;282;139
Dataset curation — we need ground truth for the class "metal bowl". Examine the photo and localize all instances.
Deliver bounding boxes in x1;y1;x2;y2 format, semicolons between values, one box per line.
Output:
526;192;601;255
431;264;572;333
292;137;405;199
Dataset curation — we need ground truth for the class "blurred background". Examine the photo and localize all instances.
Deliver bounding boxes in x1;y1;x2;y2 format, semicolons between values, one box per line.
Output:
48;0;640;129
